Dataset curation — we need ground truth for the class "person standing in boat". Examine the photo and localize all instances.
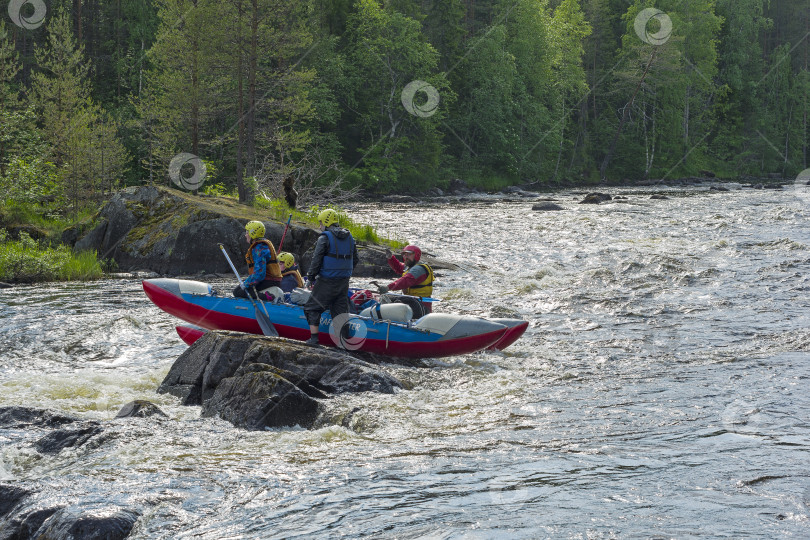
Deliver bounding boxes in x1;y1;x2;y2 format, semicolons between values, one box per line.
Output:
303;209;359;346
234;221;283;299
378;245;434;315
278;252;304;293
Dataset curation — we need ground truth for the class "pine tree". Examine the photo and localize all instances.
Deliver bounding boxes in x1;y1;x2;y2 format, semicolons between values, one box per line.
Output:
32;9;128;214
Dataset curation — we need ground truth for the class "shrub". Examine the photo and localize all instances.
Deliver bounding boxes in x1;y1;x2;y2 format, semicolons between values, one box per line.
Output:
0;230;104;282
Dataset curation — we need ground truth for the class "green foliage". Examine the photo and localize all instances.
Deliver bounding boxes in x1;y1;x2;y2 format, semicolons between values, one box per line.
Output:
0;0;808;198
200;182;233;197
31;9;129;213
0;157;59;204
254;195;406;247
0;230;104;282
341;0;452;192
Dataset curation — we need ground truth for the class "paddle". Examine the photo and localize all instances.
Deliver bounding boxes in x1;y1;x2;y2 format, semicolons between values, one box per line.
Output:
368;281;441;302
218;243;279;337
277;213;292;252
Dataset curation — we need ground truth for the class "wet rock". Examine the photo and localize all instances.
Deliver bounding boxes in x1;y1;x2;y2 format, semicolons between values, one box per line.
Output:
0;506;61;540
531;202;564;211
36;506;139;540
580;192;611;204
0;407;77;429
158;332;254;405
650;194;669;200
700;170;716;178
34;422;104;455
115;400;168;419
159;331;402;430
0;484;31;519
0;283;11;289
201;363;320;429
709;186;730;191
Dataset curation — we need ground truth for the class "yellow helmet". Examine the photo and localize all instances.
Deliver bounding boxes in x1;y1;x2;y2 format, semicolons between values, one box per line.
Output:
318;208;339;228
278;252;295;267
245;221;265;240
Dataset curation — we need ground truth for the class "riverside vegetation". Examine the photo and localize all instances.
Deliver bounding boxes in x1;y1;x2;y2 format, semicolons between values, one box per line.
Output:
0;185;403;283
1;0;807;279
1;0;807;207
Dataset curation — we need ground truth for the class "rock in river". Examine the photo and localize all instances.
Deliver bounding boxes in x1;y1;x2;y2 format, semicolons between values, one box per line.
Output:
158;331;403;430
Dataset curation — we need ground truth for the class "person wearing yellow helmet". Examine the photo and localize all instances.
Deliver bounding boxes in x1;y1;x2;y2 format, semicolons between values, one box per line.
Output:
234;220;282;299
379;244;434;315
302;208;359;346
278;251;304;292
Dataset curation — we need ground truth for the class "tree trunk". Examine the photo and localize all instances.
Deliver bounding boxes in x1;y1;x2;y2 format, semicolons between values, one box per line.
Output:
553;99;566;180
236;1;246;202
599;48;657;181
116;0;121;100
683;84;690;149
74;0;82;43
244;0;258;205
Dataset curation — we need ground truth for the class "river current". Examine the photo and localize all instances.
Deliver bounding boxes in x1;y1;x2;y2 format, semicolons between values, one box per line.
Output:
1;185;809;538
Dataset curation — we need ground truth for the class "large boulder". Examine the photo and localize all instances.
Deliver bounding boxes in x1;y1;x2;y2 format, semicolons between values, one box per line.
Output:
34;422;105;455
69;186;432;277
158;331;402;430
201;363;320;429
115;400;168;419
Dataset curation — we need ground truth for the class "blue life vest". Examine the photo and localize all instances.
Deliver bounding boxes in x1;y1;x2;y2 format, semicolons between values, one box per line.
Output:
319;230;355;278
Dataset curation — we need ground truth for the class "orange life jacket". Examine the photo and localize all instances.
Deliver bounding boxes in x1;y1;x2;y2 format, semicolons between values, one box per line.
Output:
245;239;282;280
282;268;304;288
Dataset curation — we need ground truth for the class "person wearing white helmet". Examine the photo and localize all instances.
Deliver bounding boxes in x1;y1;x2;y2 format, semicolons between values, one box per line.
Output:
303;209;360;346
235;220;282;299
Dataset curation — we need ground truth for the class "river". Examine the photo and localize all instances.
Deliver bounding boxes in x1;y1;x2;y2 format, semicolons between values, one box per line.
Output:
1;185;809;538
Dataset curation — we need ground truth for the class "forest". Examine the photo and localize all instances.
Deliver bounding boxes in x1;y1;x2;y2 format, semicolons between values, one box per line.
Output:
0;0;808;208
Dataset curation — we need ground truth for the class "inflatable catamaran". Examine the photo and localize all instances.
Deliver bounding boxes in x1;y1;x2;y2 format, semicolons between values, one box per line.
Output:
143;278;527;358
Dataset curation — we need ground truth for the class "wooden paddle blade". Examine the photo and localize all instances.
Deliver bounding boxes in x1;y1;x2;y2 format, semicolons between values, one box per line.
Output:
255;306;279;337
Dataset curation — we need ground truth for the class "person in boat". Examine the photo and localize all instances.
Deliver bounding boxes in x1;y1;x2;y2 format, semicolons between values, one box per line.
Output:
234;220;283;299
278;251;304;293
378;244;435;315
303;209;359;346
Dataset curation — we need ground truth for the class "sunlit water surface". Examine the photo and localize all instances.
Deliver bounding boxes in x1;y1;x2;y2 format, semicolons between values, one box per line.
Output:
1;186;809;538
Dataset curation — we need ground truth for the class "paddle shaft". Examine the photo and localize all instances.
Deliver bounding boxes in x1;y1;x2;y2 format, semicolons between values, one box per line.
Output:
219;244;244;285
366;283;440;302
277;214;293;252
218;243;278;336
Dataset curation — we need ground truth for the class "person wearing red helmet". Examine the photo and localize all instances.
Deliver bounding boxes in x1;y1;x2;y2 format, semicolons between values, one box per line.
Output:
378;244;434;314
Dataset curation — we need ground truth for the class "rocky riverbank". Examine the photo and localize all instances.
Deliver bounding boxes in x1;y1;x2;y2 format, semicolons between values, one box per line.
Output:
60;185;403;278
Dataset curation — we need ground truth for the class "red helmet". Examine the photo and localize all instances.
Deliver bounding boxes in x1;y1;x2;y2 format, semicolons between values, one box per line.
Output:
401;245;421;262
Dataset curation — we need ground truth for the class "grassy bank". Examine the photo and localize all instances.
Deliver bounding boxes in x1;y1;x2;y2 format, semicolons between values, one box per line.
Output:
0;230;104;283
255;196;406;247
